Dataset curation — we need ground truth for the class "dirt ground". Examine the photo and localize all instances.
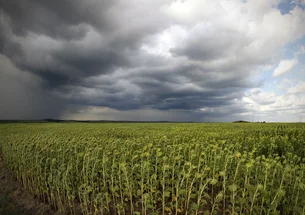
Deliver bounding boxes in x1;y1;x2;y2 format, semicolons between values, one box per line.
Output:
0;157;58;215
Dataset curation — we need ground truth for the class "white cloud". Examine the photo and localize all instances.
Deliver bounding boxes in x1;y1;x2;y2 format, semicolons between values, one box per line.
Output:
288;81;305;94
242;97;255;104
240;80;305;121
272;58;298;77
294;0;305;5
294;46;305;57
141;25;188;57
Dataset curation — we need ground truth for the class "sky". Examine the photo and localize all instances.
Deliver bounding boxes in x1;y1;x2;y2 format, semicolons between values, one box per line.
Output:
0;0;305;122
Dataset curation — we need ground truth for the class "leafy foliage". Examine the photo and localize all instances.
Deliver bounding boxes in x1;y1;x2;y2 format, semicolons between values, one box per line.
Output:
0;123;305;214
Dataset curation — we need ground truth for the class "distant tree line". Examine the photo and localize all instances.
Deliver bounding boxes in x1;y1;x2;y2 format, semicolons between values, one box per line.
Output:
233;120;266;123
44;118;63;122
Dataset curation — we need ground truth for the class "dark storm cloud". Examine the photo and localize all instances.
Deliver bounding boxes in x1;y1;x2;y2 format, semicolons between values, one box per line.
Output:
0;54;66;119
56;61;253;112
2;0;295;121
0;0;116;39
20;45;131;88
0;0;170;88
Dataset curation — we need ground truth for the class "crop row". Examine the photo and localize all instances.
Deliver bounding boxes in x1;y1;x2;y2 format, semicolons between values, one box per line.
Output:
0;123;305;215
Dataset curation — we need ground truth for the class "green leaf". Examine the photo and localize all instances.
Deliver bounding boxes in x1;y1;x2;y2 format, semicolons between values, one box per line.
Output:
179;189;186;195
215;191;223;202
137;189;141;196
210;178;218;185
190;203;199;210
228;184;238;192
261;189;268;197
147;204;154;209
294;206;303;215
245;183;255;192
201;199;208;205
277;189;286;197
164;191;171;197
203;192;211;200
237;197;247;204
203;210;210;215
143;193;150;199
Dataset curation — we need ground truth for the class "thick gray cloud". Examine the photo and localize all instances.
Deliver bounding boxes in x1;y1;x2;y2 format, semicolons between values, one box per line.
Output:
0;54;66;119
1;0;305;121
0;0;116;39
0;0;170;87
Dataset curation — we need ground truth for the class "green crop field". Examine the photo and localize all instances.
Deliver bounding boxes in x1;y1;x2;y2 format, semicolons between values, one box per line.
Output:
0;123;305;215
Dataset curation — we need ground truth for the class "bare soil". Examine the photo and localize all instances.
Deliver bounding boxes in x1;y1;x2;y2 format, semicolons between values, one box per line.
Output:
0;157;58;215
